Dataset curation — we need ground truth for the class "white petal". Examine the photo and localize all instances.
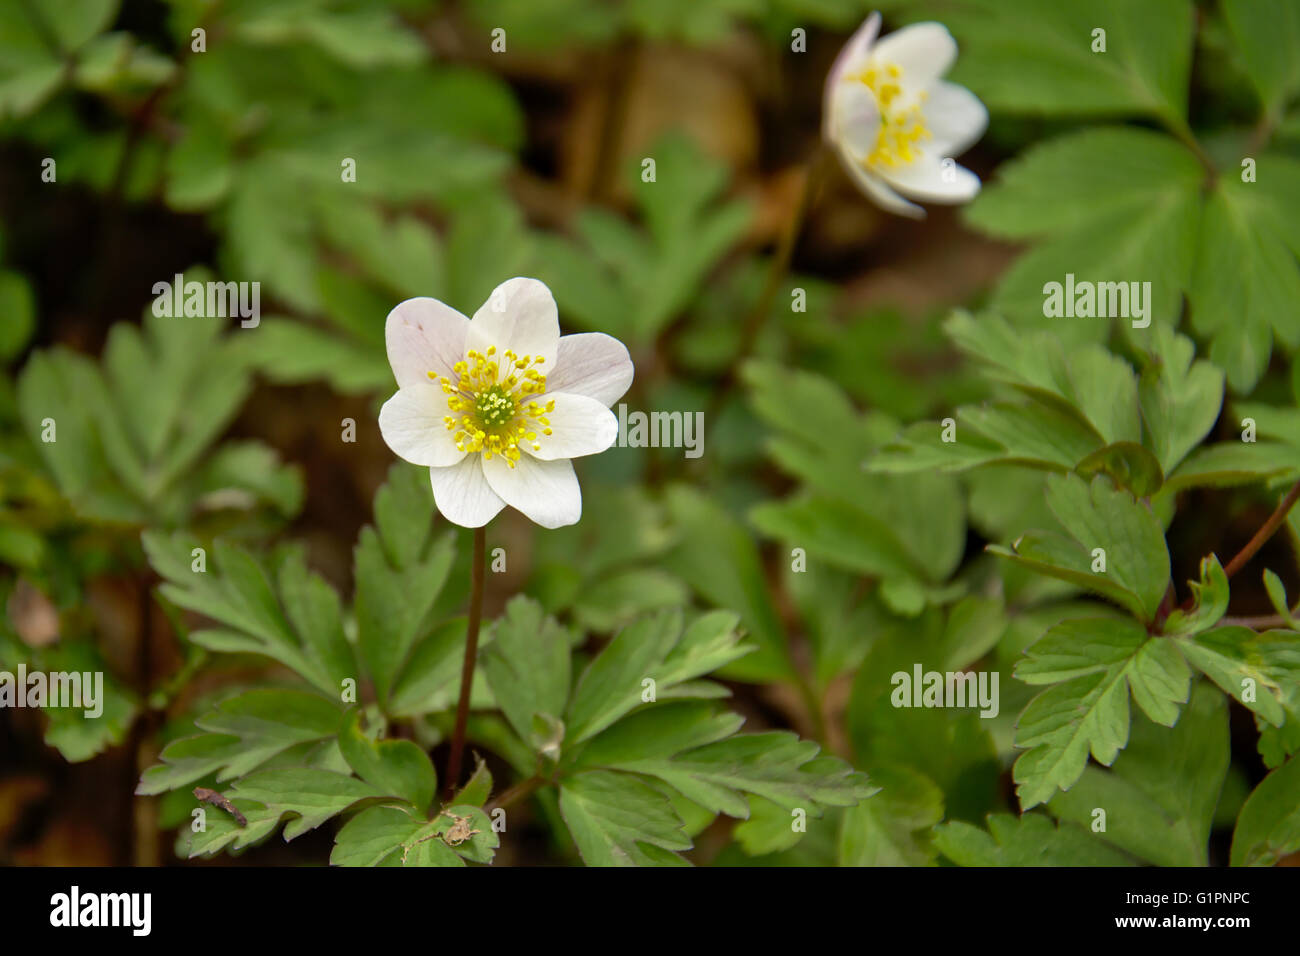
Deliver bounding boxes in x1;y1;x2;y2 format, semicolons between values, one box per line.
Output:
525;392;618;460
482;454;582;529
385;297;470;390
830;82;881;161
823;12;882;130
467;277;560;369
878;157;980;204
838;148;925;218
379;388;466;467
428;457;505;528
546;333;634;407
925;81;988;157
869;22;957;86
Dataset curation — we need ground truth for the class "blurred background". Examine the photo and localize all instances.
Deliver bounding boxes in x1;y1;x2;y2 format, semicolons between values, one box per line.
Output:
2;0;1291;866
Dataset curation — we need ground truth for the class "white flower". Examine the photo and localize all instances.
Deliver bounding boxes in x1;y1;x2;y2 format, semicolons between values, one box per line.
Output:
378;278;633;529
823;12;988;218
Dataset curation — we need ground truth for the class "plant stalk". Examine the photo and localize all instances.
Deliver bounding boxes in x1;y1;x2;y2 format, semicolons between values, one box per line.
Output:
445;525;486;800
705;146;828;428
1223;479;1300;579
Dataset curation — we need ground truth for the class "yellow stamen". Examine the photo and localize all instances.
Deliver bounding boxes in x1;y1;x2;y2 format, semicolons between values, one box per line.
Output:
857;61;931;170
430;347;551;468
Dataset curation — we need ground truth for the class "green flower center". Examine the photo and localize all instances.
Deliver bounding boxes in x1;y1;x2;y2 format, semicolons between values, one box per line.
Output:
475;385;517;429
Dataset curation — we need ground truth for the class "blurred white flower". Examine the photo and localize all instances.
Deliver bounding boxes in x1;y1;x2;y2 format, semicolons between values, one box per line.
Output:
823;12;987;218
379;278;633;529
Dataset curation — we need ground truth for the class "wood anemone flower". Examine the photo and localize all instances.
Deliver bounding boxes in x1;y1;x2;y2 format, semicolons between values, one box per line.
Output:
824;11;988;218
379;278;634;529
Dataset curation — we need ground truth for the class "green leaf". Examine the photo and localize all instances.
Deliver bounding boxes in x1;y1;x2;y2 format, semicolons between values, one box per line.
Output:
387;617;469;718
966;128;1201;336
188;768;387;855
1137;326;1225;476
453;756;493;808
935;813;1136;867
731;796;807;857
144;532;355;697
338;707;436;813
837;766;942;867
662;486;794;681
1263;569;1299;628
751;494;927;581
0;0;117;118
1075;442;1164;498
846;600;1003;820
1222;0;1300;118
1162;441;1294;494
992;473;1170;622
32;641;137;763
1231;754;1300;866
331;806;452;867
241;318;391;394
565;609;750;744
1162;555;1229;637
1190;160;1300;392
481;596;573;748
0;271;35;360
233;6;426;68
943;0;1193;120
535;134;751;342
18;298;297;524
558;771;693;866
946;312;1143;446
138;688;343;795
1046;681;1228;866
1175;626;1298;727
1012;617;1191;808
354;463;456;706
332;804;498;867
574;701;872;819
742;362;967;581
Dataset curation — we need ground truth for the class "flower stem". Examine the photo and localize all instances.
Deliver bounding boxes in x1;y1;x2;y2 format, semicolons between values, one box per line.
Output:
486;775;544;814
1223;478;1300;580
705;146;828;427
445;525;486;801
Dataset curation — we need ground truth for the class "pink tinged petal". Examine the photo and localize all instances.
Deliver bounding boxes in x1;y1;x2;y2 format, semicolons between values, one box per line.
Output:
525;392;618;460
925;81;988;157
378;387;466;468
428;457;505;529
878;157;980;204
385;297;470;390
837;148;925;218
830;82;882;161
823;11;882;130
869;22;957;86
547;332;635;406
482;454;582;529
467;277;560;368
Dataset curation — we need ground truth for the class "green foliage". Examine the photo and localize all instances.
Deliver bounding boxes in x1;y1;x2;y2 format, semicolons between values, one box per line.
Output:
16;298;301;527
1231;753;1300;866
745;362;965;610
7;0;1300;871
132;469;872;865
939;0;1194;121
1046;681;1228;866
935;813;1136;867
535;135;753;345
